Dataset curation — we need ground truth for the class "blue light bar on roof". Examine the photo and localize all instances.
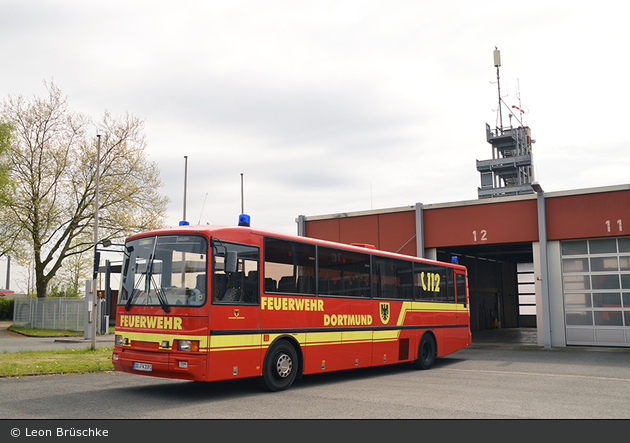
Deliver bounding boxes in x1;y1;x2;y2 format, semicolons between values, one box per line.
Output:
238;214;250;227
179;220;190;226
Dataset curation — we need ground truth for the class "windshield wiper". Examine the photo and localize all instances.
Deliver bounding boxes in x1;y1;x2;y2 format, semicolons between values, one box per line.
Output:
123;238;170;313
125;241;160;312
124;263;170;313
144;240;170;313
151;274;170;313
125;276;144;312
124;291;135;312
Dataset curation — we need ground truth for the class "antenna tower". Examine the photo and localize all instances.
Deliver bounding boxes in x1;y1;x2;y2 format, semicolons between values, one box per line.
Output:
476;48;535;199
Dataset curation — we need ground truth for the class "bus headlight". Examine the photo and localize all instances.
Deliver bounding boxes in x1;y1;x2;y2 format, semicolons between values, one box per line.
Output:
116;335;129;346
178;340;199;352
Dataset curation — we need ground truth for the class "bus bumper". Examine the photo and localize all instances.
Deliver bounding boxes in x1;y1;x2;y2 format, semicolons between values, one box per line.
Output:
112;348;207;381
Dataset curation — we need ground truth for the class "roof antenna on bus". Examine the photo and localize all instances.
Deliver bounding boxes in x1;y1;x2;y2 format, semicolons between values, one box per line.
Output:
238;172;250;227
198;192;208;225
179;156;189;226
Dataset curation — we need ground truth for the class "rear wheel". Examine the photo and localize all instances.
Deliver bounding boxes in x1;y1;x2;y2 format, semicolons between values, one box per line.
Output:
262;340;298;391
413;333;436;370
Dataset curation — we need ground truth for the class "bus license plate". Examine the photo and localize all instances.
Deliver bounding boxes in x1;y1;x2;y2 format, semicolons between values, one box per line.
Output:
133;362;152;372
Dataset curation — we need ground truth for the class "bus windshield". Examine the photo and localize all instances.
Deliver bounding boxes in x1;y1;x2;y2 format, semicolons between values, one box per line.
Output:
118;235;208;309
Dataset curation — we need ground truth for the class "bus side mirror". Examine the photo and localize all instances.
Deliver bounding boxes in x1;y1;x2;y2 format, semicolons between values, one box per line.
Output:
226;251;238;274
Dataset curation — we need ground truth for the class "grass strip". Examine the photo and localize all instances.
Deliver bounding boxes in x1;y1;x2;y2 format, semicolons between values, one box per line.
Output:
7;325;84;337
0;346;115;377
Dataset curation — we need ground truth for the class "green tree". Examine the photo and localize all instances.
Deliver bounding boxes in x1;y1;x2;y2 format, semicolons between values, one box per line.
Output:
0;81;170;297
47;251;92;297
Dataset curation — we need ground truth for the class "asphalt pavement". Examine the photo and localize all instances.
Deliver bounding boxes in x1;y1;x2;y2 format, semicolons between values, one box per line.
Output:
2;346;630;419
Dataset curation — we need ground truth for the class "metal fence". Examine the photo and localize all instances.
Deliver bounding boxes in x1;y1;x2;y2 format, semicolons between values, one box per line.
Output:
13;297;85;331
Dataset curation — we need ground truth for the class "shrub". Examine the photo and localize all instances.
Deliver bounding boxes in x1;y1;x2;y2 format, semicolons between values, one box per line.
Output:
0;297;14;320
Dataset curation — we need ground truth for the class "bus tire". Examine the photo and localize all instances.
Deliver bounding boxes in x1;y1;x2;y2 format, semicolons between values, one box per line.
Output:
413;333;436;370
262;340;298;392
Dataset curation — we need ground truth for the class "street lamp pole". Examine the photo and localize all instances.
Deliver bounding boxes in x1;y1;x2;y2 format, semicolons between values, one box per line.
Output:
92;135;101;350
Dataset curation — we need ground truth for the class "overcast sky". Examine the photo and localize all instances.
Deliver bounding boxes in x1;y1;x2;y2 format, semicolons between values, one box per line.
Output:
1;1;629;291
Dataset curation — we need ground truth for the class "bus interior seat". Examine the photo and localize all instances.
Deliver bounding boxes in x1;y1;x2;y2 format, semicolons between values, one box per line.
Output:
278;276;296;293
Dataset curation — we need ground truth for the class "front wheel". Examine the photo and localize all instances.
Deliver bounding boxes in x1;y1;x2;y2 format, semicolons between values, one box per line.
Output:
262;340;298;392
413;333;436;370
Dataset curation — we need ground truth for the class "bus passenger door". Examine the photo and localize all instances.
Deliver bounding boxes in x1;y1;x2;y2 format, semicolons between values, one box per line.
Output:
209;304;261;381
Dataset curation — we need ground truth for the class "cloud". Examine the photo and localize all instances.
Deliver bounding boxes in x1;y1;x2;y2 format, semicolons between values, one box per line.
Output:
1;0;629;238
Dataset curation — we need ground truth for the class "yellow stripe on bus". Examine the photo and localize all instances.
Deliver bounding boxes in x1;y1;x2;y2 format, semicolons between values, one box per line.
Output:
206;330;401;352
372;329;399;342
118;331;209;350
209;334;262;352
395;301;467;327
342;330;373;343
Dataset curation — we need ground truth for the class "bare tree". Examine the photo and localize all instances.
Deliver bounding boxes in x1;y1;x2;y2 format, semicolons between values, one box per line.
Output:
0;81;170;297
0;121;12;213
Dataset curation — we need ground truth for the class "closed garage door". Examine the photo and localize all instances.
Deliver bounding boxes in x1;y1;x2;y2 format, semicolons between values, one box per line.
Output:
562;237;630;346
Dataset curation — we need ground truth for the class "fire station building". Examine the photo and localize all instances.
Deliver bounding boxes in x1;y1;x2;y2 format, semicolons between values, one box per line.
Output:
296;183;630;348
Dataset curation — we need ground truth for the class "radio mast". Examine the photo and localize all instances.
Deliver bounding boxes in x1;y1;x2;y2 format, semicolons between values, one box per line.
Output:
476;47;535;199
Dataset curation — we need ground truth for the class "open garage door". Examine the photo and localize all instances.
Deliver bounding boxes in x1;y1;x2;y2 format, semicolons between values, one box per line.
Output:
436;243;535;333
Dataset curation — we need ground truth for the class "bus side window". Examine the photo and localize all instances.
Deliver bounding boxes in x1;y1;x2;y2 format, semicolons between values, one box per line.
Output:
414;263;448;302
373;257;413;299
213;241;260;304
264;237;316;295
446;267;454;303
318;247;370;297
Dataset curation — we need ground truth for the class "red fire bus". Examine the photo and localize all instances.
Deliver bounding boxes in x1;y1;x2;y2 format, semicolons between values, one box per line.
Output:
112;218;471;391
